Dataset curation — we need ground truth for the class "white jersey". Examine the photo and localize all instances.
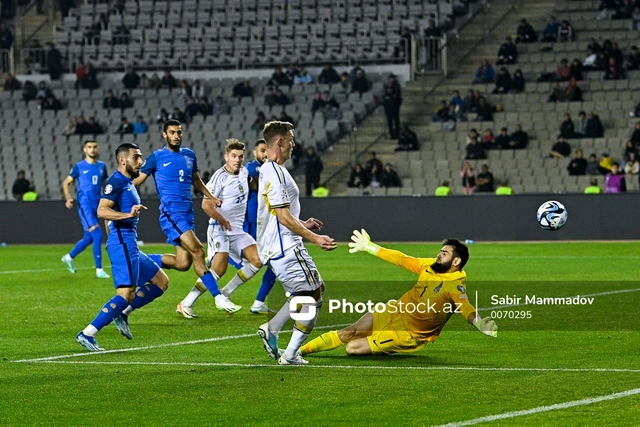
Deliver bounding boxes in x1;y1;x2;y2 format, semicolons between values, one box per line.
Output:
257;160;303;263
206;166;249;235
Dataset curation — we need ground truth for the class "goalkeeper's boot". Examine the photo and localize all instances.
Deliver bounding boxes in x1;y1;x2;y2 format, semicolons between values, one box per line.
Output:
96;269;110;279
176;301;197;319
257;322;279;360
215;294;241;314
278;350;309;365
62;254;76;274
76;332;104;351
114;314;133;340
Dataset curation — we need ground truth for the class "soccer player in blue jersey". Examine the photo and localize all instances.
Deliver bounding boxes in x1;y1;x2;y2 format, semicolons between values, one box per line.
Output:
134;119;239;313
76;143;169;351
244;139;277;314
61;140;110;279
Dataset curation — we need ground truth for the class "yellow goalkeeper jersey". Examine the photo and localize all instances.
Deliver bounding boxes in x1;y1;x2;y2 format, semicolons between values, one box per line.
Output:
376;247;476;343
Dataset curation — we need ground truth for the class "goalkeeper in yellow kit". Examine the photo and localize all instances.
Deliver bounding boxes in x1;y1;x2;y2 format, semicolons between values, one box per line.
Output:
301;230;497;356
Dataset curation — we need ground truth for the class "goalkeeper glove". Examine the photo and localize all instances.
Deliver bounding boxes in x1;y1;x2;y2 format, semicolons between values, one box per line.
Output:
474;317;498;338
348;229;380;255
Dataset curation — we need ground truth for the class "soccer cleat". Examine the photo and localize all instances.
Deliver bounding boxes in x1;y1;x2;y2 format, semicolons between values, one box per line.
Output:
250;303;275;314
96;269;110;279
278;350;309;365
176;301;197;319
257;322;279;360
75;332;104;352
62;254;76;274
215;294;241;314
114;314;133;340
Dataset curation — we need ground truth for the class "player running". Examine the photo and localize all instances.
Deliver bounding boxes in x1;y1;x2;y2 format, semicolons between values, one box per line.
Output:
134;120;239;313
301;231;497;357
61;140;110;278
176;139;263;317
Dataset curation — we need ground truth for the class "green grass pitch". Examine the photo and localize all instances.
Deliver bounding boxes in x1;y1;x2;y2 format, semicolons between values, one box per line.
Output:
1;242;640;426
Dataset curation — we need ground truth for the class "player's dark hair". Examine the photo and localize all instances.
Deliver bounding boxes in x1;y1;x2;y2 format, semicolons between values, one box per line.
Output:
225;138;245;152
263;121;294;146
83;140;97;146
443;239;469;269
115;142;139;159
163;119;182;133
255;138;266;147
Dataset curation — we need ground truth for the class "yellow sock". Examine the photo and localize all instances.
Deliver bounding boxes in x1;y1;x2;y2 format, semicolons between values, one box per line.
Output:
300;330;344;355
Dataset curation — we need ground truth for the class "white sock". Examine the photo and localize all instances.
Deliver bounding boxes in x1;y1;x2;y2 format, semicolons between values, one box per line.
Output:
122;305;133;316
222;263;260;297
284;329;310;360
82;325;99;337
252;300;265;308
63;253;72;261
182;279;208;307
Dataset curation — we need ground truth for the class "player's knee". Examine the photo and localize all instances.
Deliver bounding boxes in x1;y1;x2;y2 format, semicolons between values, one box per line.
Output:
344;341;362;356
174;256;193;271
154;273;169;291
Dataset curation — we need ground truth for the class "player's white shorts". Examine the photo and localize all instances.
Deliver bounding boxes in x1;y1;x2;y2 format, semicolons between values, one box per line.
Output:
207;225;256;266
268;243;324;294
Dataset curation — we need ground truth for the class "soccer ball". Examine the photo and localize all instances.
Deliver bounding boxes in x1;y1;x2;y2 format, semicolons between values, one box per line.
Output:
537;201;568;231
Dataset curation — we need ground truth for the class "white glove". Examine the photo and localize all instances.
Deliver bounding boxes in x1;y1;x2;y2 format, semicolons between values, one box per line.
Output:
475;317;498;338
348;229;380;255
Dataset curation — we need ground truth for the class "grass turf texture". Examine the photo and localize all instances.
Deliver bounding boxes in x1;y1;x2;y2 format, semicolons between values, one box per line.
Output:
1;242;639;426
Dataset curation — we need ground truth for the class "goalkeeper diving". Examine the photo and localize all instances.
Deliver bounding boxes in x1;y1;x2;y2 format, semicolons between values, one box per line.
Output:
301;230;497;357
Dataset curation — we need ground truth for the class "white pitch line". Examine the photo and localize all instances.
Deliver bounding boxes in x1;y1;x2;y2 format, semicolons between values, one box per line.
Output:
0;266;97;275
480;287;640;310
432;386;640;427
27;360;640;375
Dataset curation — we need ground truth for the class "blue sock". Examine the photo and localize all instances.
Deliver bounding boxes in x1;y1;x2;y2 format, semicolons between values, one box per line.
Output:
256;267;277;302
148;254;164;269
89;295;128;332
69;231;92;258
90;227;103;269
200;271;220;296
129;284;164;311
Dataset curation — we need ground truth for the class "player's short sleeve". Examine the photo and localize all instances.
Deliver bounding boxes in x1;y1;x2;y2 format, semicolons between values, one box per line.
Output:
69;164;79;179
246;162;260;178
447;281;476;319
140;152;156;175
205;171;223;198
264;163;290;208
192;152;199;173
101;176;123;203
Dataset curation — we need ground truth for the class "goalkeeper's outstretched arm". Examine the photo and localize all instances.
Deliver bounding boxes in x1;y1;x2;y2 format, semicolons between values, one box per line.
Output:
348;228;423;273
467;311;498;338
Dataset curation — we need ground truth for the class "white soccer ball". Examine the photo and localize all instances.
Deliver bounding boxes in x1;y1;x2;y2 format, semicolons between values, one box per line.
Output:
537;200;568;231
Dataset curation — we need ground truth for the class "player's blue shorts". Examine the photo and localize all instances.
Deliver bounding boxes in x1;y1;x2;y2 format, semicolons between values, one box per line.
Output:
107;242;140;288
159;209;195;246
138;251;161;286
78;201;99;230
243;221;257;240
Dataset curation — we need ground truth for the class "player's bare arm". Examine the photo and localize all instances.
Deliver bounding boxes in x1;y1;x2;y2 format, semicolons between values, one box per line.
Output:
193;171;222;207
97;199;147;220
132;171;148;188
62;175;75;208
274;206;336;251
201;197;231;231
303;217;323;231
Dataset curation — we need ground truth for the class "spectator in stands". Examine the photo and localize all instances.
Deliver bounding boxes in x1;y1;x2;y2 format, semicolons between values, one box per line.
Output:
511;69;525;93
3;74;20;91
365;151;383;184
102;90;119;110
473;59;495;83
624;152;639;175
381;163;402;188
481;128;495;149
84;64;99;89
170;107;186;123
605;163;626;192
508;124;529;149
114;117;134;135
12;170;30;201
630;7;640;30
185;97;200;121
74;115;91;135
294;67;313;85
395;125;419;151
41;94;63;111
516;19;537;43
541;16;560;42
321;91;339;109
575;111;587;137
549;78;582;102
557;58;571;81
149;73;161;89
273;88;290;106
466;128;480;145
497;36;517;64
627;46;640;70
476;164;495;192
122;66;140;90
156;108;169;124
132;115;148;135
191;80;206;99
303;146;323;197
349;61;366;83
63;116;77;136
46;43;63;80
351;69;370;94
559;113;576;139
161;70;177;90
286;64;300;83
232;79;253;102
586;153;600;175
495;179;513;195
557;20;573;42
612;0;633;19
176;80;192;104
322;102;342;121
475;97;493;121
74;61;87;90
36;81;51;100
460;162;476;195
318;64;340;85
118;91;133;110
567;149;588;175
264;87;276;107
250;112;267;131
585;112;604;138
550;136;571;158
631;122;640;143
311;91;324;114
598;152;614;174
603;57;625;80
492;67;511;94
449;90;463;114
280;109;296;126
87;117;103;135
583;48;602;71
339;72;350;93
431;100;451;123
495;127;510;149
199;97;213;117
347;163;369;189
570;58;584;80
623;139;638;159
465;136;486;160
268;67;292;87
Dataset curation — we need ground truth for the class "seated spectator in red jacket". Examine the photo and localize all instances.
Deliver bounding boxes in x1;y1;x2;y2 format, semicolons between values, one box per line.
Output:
482;128;495;149
556;58;571;81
